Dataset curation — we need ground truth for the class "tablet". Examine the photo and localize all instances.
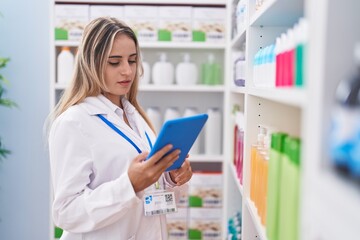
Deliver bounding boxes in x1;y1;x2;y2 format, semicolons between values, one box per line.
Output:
147;113;208;172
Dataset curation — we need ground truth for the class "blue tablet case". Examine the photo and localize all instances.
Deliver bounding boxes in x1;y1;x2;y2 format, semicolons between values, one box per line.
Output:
147;113;208;172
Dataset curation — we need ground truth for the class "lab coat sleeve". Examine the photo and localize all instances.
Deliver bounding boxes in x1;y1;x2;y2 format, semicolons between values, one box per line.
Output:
49;118;141;233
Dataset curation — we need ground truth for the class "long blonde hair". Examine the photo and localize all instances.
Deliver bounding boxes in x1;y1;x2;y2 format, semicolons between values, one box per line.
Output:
50;17;155;132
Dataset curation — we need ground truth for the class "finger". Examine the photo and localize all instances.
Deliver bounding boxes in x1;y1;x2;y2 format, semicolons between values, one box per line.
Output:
133;152;149;163
146;144;173;165
157;149;181;172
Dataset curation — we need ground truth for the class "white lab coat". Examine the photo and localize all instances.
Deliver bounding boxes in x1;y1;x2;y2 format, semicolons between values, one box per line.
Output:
49;95;182;240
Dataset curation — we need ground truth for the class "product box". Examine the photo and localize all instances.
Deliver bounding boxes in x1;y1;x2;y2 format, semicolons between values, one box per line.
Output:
89;5;124;21
167;207;188;240
192;7;226;43
188;208;222;240
158;6;192;42
54;4;89;41
124;5;158;42
188;172;222;208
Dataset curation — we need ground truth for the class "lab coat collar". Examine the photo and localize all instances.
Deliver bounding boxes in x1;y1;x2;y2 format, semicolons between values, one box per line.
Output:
80;95;152;152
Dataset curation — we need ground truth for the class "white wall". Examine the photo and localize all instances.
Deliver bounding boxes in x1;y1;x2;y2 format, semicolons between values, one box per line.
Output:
0;0;50;239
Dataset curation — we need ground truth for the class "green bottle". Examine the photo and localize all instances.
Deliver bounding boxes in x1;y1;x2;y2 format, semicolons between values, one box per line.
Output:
266;132;288;240
278;137;301;240
201;53;222;85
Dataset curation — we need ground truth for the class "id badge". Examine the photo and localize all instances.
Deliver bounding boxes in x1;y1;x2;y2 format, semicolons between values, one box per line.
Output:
143;191;177;216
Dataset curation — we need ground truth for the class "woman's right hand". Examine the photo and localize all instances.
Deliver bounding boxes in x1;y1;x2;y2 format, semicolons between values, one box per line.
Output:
128;144;180;193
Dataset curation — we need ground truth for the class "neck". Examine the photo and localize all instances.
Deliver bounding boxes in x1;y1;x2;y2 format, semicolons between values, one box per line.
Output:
103;93;123;108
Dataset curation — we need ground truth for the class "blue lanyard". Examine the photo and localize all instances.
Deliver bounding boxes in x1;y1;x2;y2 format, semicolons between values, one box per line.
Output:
97;114;152;153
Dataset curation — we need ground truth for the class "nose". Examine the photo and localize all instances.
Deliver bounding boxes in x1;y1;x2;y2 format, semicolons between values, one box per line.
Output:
121;61;133;76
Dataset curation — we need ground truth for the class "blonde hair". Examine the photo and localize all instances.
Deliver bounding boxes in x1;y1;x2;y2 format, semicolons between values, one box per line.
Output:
50;17;155;132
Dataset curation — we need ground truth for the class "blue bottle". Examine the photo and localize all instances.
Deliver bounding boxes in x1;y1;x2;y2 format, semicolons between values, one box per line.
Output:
330;43;360;178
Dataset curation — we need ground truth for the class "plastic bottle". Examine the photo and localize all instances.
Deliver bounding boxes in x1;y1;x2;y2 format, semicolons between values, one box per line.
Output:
295;18;308;87
146;107;162;134
140;54;151;85
152;52;174;85
278;137;301;240
204;108;222;155
175;53;198;85
234;49;246;87
266;132;288;240
163;107;180;123
57;46;74;85
330;42;360;178
183;107;201;154
201;54;221;85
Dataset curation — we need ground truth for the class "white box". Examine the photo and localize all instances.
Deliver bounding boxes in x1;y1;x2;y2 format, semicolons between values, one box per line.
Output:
167;208;188;240
158;6;192;42
124;5;158;42
89;5;124;21
188;172;223;208
54;4;89;41
192;7;226;43
188;208;222;240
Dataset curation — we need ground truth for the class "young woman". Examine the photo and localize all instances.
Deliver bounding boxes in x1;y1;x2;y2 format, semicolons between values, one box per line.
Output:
48;17;192;240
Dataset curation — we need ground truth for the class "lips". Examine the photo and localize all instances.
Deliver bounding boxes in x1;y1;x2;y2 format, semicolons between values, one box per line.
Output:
117;80;131;86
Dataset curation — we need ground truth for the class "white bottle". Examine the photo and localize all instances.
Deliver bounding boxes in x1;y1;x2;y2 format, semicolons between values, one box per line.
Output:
205;108;222;155
152;52;174;85
183;107;201;154
163;107;180;123
140;57;151;85
146;107;162;134
175;53;198;85
57;46;74;85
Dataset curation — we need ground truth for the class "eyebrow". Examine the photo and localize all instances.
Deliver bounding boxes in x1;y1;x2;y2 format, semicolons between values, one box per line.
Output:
109;53;137;59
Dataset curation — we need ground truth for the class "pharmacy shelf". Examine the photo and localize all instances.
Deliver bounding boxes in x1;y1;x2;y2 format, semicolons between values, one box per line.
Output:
246;198;267;240
55;83;225;92
231;27;246;49
247;87;307;108
139;84;225;92
249;0;304;27
229;162;243;196
190;154;224;162
55;0;226;5
55;40;226;49
230;86;247;94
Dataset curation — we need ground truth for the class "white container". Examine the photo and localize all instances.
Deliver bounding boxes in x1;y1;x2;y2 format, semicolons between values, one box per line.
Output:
152;53;174;85
163;107;180;123
176;53;198;85
146;107;162;134
204;108;222;155
183;107;201;154
89;5;123;21
57;46;74;85
140;60;151;85
54;4;89;41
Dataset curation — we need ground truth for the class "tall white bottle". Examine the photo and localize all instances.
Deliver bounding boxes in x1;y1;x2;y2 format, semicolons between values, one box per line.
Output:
146;107;162;134
163;107;180;123
152;52;174;85
183;107;201;154
175;53;198;85
140;56;151;85
57;46;74;85
205;108;222;155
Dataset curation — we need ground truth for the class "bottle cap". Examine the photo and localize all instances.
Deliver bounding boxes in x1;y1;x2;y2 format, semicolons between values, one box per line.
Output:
62;46;70;51
271;132;288;152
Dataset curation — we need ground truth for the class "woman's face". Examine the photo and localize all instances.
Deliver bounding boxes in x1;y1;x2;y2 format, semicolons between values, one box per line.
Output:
104;33;137;106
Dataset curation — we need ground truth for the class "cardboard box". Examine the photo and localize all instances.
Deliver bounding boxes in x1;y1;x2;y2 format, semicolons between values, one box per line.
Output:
188;172;222;208
158;6;192;42
89;5;124;21
54;4;89;41
188;208;222;240
167;208;188;240
192;7;226;43
124;5;158;42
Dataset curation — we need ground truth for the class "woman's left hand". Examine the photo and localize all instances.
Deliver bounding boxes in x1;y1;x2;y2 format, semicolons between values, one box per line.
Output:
169;158;193;186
